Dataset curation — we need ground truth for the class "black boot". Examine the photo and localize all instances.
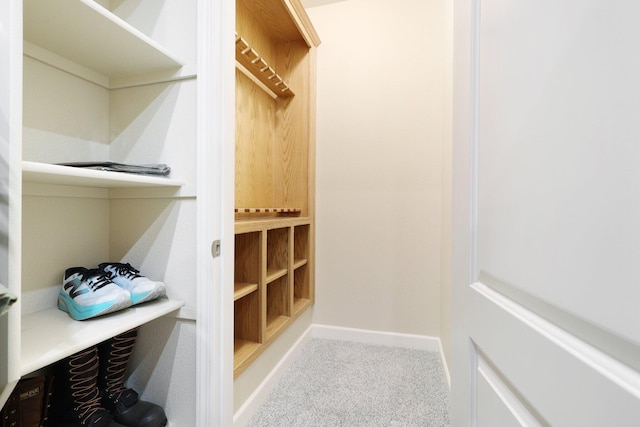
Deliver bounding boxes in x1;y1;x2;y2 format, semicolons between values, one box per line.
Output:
48;347;114;427
97;328;167;427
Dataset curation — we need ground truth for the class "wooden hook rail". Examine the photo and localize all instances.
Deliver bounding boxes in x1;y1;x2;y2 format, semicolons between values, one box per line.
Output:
235;33;295;98
235;208;302;217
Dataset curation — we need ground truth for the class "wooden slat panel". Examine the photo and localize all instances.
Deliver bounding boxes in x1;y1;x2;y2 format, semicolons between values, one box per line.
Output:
275;41;310;215
235;70;276;209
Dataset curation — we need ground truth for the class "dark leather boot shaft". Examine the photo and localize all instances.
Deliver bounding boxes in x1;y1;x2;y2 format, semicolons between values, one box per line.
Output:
97;329;167;427
47;346;113;427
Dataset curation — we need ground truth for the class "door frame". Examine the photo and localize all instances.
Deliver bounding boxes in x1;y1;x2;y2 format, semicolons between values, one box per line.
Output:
450;0;476;424
196;0;235;425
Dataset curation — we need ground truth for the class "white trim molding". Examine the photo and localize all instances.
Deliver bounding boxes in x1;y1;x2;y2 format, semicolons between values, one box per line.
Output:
195;0;235;425
311;324;442;352
314;324;451;387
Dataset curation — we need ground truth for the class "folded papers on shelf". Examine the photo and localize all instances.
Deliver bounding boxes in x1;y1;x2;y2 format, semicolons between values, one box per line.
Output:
57;161;171;176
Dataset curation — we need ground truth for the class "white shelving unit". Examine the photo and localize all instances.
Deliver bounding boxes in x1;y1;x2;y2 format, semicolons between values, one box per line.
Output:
0;0;212;424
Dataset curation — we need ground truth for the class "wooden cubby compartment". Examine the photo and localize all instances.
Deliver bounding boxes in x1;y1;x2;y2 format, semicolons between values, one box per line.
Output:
234;292;261;369
293;224;311;314
233;218;314;377
12;0;191;399
266;228;289;282
234;232;262;370
234;231;261;292
266;275;289;339
233;0;320;378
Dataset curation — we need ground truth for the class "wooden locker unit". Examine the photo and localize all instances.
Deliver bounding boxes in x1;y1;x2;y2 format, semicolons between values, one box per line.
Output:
234;0;320;377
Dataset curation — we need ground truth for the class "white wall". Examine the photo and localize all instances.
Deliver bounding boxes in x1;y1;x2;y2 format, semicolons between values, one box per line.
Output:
307;0;448;337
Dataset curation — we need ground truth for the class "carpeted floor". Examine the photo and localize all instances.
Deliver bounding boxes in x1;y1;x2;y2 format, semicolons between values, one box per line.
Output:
246;338;450;427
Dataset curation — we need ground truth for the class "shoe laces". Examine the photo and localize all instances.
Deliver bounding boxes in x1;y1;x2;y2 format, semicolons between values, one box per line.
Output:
106;263;143;281
68;348;105;425
81;269;112;292
104;329;138;400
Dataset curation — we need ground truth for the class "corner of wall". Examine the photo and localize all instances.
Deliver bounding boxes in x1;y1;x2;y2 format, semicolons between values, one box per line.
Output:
439;0;454;370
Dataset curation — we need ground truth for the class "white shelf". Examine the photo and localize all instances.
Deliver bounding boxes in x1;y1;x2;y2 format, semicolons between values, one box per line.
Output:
21;298;184;375
23;0;183;80
23;161;185;188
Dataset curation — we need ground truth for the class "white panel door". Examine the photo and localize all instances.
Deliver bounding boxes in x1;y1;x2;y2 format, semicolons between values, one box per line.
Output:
452;0;640;425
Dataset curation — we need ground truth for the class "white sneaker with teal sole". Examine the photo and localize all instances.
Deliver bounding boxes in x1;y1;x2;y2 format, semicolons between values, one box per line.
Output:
59;267;132;321
99;263;166;305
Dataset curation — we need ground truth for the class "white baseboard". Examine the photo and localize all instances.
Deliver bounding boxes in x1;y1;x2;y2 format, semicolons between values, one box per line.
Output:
312;324;450;388
232;324;449;426
311;324;442;351
438;338;451;388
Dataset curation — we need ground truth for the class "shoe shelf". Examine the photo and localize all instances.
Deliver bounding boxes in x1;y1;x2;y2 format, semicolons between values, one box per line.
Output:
22;161;185;189
266;268;288;283
23;0;183;88
234;283;259;301
15;0;198;422
234;230;262;373
293;258;308;269
233;339;261;374
20;298;184;376
233;217;313;377
265;274;289;340
266;313;289;339
234;286;261;372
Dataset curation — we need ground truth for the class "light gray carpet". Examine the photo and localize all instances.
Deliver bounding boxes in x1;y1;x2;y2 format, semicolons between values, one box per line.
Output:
246;338;450;427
